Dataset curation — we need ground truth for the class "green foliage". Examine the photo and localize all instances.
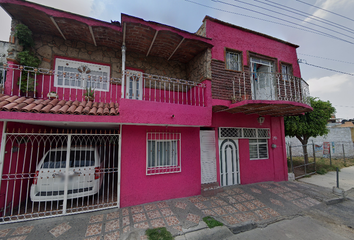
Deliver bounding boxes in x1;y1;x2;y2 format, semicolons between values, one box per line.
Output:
284;97;335;144
83;87;95;99
17;74;35;92
203;216;224;228
17;50;40;68
145;227;173;240
15;24;34;49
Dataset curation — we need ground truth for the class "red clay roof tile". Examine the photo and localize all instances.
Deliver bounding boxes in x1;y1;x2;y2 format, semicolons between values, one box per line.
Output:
0;95;119;116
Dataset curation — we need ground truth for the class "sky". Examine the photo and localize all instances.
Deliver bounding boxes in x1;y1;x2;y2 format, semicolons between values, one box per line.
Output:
0;0;353;119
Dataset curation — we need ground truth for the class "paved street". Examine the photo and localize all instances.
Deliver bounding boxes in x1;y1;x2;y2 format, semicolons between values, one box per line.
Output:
0;180;350;240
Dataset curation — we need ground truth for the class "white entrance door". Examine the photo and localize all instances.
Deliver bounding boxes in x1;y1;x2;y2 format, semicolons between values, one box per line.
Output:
251;57;275;100
126;70;143;100
200;131;217;184
219;139;240;186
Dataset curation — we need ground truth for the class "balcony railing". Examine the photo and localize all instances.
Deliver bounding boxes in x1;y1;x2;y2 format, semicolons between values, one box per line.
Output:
122;70;206;107
0;64;206;107
232;72;310;106
0;63;122;103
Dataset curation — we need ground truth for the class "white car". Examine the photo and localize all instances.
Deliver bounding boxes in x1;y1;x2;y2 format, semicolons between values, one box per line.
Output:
30;147;104;202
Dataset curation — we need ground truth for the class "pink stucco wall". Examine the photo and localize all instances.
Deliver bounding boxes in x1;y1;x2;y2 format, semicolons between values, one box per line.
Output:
205;19;301;78
120;125;201;207
212;112;288;185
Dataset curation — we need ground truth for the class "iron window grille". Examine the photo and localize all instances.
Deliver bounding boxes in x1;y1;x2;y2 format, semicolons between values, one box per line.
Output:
249;139;269;160
219;127;270;139
226;51;241;71
146;132;181;175
54;58;110;91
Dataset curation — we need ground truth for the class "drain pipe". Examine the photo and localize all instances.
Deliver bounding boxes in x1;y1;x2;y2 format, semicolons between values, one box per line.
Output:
121;22;126;99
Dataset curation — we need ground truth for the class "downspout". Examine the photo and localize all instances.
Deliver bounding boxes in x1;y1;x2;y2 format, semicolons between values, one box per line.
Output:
121;23;126;99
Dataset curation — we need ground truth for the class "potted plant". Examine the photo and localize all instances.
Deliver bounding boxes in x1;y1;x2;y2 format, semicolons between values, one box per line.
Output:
47;91;58;99
83;87;95;101
15;24;40;97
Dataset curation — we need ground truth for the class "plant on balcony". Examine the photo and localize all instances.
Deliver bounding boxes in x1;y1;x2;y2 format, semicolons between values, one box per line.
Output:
15;24;40;96
83;87;95;101
47;91;58;100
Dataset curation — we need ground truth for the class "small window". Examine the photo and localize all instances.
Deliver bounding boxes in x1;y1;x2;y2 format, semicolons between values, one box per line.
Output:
54;58;110;91
146;132;181;175
281;64;292;81
226;51;242;71
249;139;268;160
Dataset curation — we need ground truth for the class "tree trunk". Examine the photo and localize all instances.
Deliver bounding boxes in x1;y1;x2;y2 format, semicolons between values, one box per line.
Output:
302;144;309;164
296;136;309;164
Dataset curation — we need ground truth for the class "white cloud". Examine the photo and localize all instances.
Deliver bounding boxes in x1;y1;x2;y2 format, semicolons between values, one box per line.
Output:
29;0;94;16
307;73;351;94
304;0;352;22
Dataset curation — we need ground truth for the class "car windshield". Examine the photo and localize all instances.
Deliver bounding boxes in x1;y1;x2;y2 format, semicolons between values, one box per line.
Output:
41;150;96;169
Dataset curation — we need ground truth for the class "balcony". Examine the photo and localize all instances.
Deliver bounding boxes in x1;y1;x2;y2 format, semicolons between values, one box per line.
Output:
0;64;206;107
213;71;312;116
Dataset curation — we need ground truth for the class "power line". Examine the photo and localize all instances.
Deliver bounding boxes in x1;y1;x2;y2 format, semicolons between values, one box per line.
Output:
296;0;354;23
257;0;354;35
210;0;354;45
223;0;354;40
298;54;354;65
298;59;354;76
185;0;338;39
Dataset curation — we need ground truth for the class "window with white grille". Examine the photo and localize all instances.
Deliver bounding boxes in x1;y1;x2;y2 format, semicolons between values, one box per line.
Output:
54;58;110;91
249;139;268;160
219;128;270;139
146;132;181;175
226;51;242;71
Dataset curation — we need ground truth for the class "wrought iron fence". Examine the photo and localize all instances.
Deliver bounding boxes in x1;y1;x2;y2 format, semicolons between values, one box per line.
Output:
287;141;354;179
232;72;310;106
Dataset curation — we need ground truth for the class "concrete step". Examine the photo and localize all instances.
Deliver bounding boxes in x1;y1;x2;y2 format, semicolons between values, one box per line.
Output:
201;182;223;197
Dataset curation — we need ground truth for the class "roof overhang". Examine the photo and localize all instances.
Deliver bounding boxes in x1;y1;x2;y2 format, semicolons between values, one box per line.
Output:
0;0;213;63
212;99;313;117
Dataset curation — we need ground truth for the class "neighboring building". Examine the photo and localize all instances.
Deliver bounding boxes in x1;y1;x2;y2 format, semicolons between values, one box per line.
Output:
0;0;311;222
286;121;354;158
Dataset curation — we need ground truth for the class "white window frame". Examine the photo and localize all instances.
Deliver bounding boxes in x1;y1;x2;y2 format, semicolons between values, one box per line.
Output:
146;132;181;175
249;138;269;160
54;58;110;92
226;51;242;71
281;64;292;81
126;70;143;100
219;127;270;139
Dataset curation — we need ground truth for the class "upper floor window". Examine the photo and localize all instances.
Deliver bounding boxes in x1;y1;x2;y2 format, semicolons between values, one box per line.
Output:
54;58;110;91
225;50;242;71
281;64;292;81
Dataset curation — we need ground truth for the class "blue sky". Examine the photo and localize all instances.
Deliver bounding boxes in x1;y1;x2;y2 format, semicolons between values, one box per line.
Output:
0;0;353;118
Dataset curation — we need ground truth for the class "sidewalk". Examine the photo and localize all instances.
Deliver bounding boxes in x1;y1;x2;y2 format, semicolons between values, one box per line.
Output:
0;181;340;240
298;166;354;191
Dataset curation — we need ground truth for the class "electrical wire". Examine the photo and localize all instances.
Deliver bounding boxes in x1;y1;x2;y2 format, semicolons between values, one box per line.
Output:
298;60;354;76
185;0;337;39
220;0;354;40
256;0;354;35
298;54;354;65
296;0;354;23
209;0;354;45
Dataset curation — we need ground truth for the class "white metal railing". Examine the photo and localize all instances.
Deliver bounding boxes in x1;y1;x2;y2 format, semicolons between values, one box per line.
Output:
123;70;206;107
1;63;121;103
232;72;310;106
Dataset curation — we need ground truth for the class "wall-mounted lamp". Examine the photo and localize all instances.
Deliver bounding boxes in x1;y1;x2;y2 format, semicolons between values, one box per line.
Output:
171;115;175;118
258;116;265;125
271;144;277;149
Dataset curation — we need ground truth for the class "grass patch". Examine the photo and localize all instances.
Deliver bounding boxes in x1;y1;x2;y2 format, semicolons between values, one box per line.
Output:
288;156;354;174
146;227;173;240
203;216;223;229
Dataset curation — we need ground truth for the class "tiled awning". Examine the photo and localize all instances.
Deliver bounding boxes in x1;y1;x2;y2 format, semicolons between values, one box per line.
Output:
0;94;119;116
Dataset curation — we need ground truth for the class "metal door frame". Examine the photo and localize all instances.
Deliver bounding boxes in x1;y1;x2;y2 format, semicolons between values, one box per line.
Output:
218;138;240;187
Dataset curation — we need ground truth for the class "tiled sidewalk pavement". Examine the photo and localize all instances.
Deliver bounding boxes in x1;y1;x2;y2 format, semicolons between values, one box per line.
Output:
0;181;324;240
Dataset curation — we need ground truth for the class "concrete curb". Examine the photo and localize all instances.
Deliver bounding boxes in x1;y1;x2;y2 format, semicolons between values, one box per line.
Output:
229;222;257;234
324;197;346;205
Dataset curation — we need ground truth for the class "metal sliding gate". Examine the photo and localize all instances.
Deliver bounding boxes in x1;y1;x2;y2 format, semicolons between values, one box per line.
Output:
0;129;120;223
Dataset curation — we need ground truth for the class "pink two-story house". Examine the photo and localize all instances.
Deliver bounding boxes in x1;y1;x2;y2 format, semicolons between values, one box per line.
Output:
0;0;311;222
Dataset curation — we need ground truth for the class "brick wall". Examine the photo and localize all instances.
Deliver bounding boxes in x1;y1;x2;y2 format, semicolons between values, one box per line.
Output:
187;49;211;83
211;59;251;100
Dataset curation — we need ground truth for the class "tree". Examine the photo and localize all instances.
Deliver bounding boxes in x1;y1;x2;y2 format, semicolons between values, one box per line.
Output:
284;97;335;163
